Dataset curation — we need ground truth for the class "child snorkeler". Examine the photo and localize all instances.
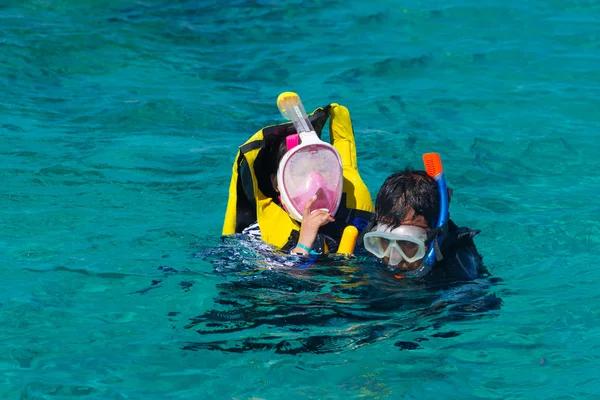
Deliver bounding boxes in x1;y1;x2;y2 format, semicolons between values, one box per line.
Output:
222;92;374;255
362;153;488;281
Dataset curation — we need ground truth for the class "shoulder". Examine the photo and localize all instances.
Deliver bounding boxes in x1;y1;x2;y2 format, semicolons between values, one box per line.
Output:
443;220;482;250
435;220;486;281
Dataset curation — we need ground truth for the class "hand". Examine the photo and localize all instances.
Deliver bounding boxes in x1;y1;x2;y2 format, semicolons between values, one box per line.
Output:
301;195;335;236
292;195;335;254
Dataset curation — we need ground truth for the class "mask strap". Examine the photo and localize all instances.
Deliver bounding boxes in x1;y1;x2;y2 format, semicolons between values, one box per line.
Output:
433;238;444;262
356;218;377;247
278;195;289;214
286;134;299;151
425;222;448;261
425;222;447;243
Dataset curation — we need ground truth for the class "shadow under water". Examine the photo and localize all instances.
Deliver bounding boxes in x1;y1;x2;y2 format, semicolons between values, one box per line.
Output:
142;235;503;355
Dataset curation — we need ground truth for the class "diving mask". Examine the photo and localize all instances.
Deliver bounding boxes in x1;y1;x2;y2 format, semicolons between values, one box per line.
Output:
276;92;343;222
364;224;429;265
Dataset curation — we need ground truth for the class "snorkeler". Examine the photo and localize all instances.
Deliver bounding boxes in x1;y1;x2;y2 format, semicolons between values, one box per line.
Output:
222;92;374;255
362;153;487;281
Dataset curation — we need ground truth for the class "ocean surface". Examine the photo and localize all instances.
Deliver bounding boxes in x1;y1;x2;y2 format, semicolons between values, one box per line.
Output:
2;0;599;398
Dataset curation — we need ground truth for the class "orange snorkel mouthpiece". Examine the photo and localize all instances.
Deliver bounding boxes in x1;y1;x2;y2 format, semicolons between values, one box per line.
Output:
422;152;444;178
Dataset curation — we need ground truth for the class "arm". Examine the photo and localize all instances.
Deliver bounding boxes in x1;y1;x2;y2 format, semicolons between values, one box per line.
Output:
291;196;334;255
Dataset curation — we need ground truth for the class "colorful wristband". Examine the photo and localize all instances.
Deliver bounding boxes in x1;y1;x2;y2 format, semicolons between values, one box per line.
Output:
294;243;319;255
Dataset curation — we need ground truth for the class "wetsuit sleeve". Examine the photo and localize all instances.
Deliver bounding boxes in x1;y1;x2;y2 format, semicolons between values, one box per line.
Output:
443;232;486;280
430;222;487;282
447;244;484;280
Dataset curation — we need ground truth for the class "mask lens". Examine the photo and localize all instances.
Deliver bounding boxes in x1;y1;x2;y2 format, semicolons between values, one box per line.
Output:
380;238;390;251
364;236;387;257
280;144;342;216
397;240;420;258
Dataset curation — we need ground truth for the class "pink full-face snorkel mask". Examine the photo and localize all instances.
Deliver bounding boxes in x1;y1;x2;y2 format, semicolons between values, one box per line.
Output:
275;93;343;222
278;136;343;221
277;92;344;221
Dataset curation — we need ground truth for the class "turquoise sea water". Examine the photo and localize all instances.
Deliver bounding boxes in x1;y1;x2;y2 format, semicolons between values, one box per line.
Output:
2;0;600;398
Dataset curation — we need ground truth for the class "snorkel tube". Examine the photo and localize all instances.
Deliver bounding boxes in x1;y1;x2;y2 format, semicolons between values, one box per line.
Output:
275;92;343;221
277;91;318;140
421;152;449;269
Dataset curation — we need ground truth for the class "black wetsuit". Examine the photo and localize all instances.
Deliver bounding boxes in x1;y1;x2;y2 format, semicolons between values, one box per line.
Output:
422;220;487;281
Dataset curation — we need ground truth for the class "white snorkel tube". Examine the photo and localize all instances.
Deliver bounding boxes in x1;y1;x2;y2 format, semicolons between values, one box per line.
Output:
275;92;343;222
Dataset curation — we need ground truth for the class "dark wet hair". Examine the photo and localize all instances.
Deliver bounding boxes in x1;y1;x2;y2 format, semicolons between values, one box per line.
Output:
267;138;288;177
375;169;440;229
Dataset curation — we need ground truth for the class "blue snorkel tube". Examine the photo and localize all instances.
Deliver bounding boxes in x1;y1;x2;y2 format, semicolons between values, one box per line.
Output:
408;153;449;278
422;152;449;268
